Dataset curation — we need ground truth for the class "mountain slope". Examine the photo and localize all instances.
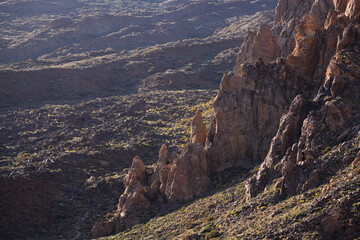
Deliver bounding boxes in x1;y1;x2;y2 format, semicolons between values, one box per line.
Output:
0;0;277;107
94;0;360;239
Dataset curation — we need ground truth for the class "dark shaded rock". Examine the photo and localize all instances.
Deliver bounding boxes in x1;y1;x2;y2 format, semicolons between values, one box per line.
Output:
206;60;302;173
337;128;351;142
246;95;307;199
322;215;342;237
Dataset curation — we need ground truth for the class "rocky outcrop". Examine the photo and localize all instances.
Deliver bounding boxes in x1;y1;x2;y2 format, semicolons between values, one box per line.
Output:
92;110;211;237
205;56;307;173
245;0;360;199
190;110;207;146
93;0;360;236
246;95;308;199
272;0;332;58
236;0;335;74
147;144;170;202
218;0;339;175
234;24;278;71
125;156;146;186
165;143;211;203
92;156;150;237
286;14;321;77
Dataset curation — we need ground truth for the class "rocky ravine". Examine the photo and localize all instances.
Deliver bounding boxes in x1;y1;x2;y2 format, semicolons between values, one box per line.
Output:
0;0;277;107
92;0;360;238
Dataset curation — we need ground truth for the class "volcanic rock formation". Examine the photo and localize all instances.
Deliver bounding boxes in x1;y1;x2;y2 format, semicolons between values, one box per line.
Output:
245;0;360;199
92;111;211;237
92;0;360;237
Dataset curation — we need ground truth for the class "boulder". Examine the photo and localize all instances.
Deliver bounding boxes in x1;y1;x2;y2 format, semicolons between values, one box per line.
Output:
99;160;110;168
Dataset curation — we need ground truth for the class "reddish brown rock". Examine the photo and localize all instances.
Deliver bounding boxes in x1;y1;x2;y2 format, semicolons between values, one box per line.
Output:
190;110;206;146
148;144;171;200
330;76;347;97
165;143;211;203
158;144;168;166
234;24;278;74
273;0;315;58
337;24;360;51
234;30;257;72
125;156;146;186
92;156;149;237
337;128;351;142
333;0;349;12
206;56;307;173
323;103;345;132
117;176;150;220
345;0;360;21
351;157;360;167
287;15;320;76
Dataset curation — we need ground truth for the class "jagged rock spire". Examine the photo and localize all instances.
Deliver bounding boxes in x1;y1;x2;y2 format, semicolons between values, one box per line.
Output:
190;109;206;146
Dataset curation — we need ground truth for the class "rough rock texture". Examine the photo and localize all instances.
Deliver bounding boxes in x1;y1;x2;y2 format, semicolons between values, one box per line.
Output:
234;24;278;71
92;156;149;237
272;0;332;58
245;0;360;199
235;0;335;72
246;95;308;199
190;110;207;146
213;0;339;174
93;0;360;236
125;156;146;186
93;111;211;236
205;57;306;173
148;144;171;202
286;14;321;76
209;0;356;176
165;143;211;203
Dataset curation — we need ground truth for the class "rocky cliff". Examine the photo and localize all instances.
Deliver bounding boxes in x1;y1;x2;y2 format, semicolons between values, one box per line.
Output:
244;0;360;200
208;0;359;174
92;0;360;237
92;113;211;237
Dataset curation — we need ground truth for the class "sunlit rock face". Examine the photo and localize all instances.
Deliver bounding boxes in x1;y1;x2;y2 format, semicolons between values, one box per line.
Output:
246;0;360;200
